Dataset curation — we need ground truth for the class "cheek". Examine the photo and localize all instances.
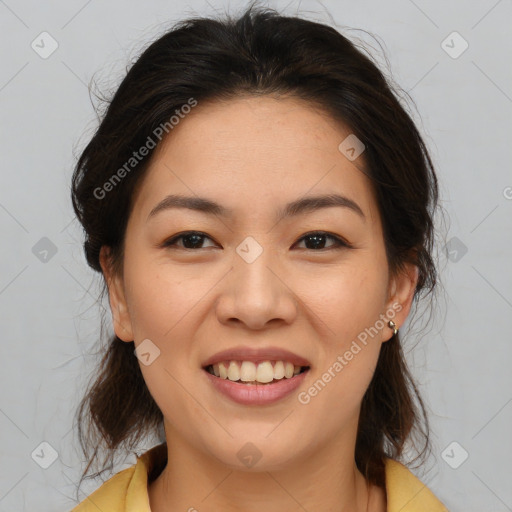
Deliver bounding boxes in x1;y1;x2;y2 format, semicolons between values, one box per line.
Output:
123;252;209;341
122;253;217;392
296;277;386;432
123;259;209;427
295;260;388;344
294;262;387;405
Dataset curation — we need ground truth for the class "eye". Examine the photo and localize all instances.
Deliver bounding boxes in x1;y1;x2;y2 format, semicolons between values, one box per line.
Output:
161;230;351;251
293;231;351;250
162;231;217;250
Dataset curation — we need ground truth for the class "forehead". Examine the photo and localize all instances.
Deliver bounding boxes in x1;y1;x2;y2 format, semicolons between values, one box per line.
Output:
130;95;380;227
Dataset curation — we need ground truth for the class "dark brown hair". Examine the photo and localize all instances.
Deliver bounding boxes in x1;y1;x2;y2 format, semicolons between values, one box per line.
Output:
71;1;441;497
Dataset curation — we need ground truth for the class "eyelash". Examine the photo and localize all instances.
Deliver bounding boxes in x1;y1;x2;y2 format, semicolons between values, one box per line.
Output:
161;230;352;251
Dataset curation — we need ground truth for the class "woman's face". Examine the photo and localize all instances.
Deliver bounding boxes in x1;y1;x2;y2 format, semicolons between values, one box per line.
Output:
101;95;417;470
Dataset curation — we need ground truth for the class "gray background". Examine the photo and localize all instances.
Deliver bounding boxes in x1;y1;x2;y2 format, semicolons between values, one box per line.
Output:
1;0;511;511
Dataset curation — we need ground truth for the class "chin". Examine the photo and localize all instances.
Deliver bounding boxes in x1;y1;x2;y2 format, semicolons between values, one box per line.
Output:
203;434;306;472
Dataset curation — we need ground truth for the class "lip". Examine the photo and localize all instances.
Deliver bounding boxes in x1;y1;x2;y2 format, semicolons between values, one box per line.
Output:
203;367;310;405
201;346;311;368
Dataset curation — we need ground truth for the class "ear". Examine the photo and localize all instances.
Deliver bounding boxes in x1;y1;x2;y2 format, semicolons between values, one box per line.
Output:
382;262;419;342
99;246;134;342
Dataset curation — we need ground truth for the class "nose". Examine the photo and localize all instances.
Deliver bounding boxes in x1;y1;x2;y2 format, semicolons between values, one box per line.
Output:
215;247;298;330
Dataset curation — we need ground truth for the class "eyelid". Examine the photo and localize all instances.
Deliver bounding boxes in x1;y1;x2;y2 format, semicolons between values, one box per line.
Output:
294;230;353;249
161;230;218;249
161;230;353;250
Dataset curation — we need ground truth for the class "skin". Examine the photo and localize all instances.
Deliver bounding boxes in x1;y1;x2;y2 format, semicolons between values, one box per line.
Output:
100;95;418;512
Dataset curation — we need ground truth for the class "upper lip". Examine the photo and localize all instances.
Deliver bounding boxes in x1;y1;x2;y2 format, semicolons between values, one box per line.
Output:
201;346;311;368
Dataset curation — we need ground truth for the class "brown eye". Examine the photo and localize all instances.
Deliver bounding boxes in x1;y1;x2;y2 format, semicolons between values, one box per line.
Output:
294;231;351;250
161;230;351;251
163;231;217;249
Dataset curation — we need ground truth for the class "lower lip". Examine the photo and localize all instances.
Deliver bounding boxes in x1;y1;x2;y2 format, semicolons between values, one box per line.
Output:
203;368;310;405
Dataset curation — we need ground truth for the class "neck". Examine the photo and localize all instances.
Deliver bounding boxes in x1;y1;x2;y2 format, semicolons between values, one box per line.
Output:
148;425;376;512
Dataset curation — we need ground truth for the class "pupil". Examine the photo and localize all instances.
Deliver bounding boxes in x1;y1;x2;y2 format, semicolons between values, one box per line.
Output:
306;234;325;249
183;234;203;248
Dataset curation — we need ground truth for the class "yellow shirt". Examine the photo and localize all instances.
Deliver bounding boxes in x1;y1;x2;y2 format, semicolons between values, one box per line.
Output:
71;443;449;511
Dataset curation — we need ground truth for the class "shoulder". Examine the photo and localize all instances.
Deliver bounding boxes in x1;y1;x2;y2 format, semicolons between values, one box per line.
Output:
70;466;137;511
384;458;450;512
70;443;167;512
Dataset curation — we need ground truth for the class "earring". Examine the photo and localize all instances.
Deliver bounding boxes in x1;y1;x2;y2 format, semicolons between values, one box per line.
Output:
388;320;399;336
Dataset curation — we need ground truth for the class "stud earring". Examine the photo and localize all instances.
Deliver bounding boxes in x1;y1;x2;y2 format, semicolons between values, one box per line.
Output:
388;320;399;336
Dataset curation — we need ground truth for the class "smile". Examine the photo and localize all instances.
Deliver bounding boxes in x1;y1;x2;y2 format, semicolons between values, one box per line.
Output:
203;361;310;405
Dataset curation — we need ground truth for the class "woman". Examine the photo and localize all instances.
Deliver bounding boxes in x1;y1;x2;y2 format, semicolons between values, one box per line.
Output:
70;3;448;511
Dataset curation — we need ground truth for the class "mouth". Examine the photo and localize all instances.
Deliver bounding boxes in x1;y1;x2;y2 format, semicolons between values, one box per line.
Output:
202;360;311;405
202;361;311;385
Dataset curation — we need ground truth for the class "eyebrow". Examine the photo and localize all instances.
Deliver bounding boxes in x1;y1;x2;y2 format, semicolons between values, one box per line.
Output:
147;193;365;223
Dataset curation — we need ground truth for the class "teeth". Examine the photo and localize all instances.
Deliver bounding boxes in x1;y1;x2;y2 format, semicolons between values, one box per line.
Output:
209;360;306;383
227;361;239;381
256;361;274;383
240;361;257;382
218;362;227;379
273;361;285;379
